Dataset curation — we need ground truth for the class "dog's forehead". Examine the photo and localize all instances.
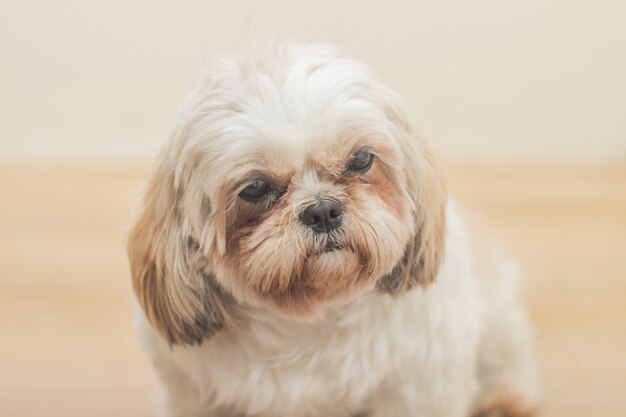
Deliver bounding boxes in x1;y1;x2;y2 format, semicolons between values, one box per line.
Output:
231;69;386;173
202;47;398;184
232;117;378;180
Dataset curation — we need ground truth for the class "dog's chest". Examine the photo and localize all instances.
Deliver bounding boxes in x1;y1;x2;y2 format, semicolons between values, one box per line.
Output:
146;262;481;417
183;295;424;416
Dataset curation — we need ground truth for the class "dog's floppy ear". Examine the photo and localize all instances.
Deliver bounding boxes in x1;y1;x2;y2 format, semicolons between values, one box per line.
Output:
378;95;448;294
128;167;233;346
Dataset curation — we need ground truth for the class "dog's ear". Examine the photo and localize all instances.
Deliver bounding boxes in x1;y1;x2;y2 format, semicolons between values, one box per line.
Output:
128;168;233;346
377;95;448;294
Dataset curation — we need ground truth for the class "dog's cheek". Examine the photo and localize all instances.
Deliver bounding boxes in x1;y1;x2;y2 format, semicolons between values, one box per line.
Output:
345;189;411;278
369;176;407;221
237;213;306;295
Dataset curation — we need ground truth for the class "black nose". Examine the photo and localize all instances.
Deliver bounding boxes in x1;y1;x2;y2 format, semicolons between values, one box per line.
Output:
300;200;343;233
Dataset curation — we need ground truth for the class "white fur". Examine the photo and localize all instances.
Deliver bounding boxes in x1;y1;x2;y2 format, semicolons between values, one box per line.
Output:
136;205;538;417
132;42;540;417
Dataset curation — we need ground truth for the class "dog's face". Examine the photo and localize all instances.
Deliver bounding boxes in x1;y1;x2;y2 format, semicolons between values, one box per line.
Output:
214;122;412;317
128;43;447;345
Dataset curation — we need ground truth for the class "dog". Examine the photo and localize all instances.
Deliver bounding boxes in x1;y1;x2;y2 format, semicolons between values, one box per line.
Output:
128;42;540;417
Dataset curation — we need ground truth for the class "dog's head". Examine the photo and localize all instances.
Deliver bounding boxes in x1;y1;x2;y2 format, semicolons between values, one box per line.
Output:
128;43;447;345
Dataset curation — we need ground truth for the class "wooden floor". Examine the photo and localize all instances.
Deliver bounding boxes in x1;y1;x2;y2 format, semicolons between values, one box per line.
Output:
1;165;625;417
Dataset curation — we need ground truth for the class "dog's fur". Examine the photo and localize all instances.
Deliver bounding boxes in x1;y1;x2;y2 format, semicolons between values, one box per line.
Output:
128;42;540;417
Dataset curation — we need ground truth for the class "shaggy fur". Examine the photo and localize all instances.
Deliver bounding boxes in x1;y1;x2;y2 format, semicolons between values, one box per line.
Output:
128;42;540;417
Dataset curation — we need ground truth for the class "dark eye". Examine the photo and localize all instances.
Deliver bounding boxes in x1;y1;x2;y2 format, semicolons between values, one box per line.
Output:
239;179;272;201
347;150;374;173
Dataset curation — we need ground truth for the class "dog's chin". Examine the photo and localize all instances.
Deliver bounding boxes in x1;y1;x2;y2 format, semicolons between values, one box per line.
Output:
257;246;376;319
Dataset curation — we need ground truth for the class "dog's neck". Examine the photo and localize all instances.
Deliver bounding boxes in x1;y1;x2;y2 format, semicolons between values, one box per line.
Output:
225;289;402;345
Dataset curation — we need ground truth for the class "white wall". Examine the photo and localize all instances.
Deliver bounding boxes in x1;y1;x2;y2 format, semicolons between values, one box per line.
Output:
1;0;625;164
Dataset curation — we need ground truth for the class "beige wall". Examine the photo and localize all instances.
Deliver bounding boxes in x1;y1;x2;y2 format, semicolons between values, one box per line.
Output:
1;0;625;164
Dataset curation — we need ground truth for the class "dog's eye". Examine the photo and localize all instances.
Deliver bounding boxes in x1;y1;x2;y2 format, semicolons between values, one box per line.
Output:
239;179;273;202
347;150;374;173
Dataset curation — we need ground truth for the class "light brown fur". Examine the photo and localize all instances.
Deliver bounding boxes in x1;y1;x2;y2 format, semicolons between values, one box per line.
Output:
128;169;236;345
472;396;537;417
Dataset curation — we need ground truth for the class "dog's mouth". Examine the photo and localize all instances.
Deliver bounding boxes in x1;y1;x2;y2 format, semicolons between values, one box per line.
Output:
307;234;346;257
323;241;343;253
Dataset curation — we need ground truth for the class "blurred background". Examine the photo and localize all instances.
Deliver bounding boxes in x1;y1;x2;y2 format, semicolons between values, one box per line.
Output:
1;1;624;416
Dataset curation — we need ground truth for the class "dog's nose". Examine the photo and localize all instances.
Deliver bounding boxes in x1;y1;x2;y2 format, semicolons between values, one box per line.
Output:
300;200;343;233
